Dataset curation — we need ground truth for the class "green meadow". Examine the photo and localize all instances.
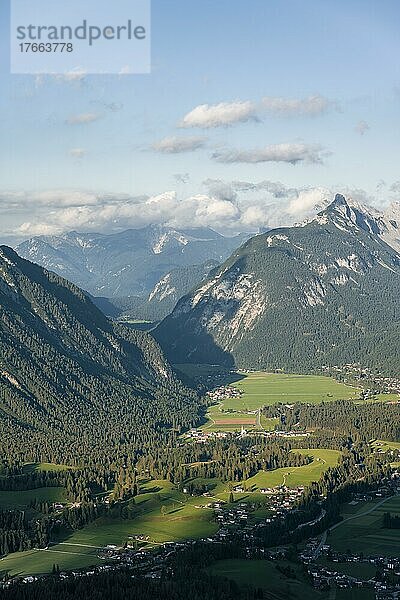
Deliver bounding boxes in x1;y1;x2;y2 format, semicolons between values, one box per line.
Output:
317;557;376;579
328;495;400;556
0;479;217;577
207;559;375;600
0;449;340;577
207;558;327;600
22;462;72;474
227;372;361;410
243;449;341;491
371;440;400;452
0;487;66;510
0;549;102;577
199;371;360;433
366;393;400;403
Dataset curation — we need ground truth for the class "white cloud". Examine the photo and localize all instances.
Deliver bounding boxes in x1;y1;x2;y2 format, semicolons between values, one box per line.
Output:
286;187;331;215
0;190;129;210
66;113;101;125
179;101;258;128
355;120;370;135
152;136;207;153
178;95;337;129
15;192;240;237
6;181;384;242
262;94;338;116
18;222;62;236
69;148;86;159
212;143;328;165
202;179;238;202
205;179;298;198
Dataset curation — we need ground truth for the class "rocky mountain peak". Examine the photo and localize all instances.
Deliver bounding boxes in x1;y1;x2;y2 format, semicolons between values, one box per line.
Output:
155;193;400;374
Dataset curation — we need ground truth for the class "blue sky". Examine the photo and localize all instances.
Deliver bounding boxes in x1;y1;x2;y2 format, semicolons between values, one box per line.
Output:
0;0;399;240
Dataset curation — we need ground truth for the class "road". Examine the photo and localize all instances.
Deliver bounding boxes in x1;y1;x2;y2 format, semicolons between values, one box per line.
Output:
329;493;395;533
313;494;397;559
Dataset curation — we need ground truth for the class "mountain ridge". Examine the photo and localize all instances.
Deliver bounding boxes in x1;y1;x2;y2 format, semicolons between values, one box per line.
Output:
155;195;400;375
0;245;197;462
16;225;250;299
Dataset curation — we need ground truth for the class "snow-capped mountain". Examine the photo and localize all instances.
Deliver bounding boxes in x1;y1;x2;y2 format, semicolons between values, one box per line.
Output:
155;195;400;375
16;226;249;298
299;197;400;253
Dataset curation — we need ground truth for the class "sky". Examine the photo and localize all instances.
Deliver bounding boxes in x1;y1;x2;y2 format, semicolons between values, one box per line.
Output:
0;0;399;242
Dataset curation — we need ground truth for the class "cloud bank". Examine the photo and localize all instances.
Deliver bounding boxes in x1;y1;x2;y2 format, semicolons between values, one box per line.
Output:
179;94;337;128
262;94;338;117
212;143;327;165
2;177;389;242
2;183;337;240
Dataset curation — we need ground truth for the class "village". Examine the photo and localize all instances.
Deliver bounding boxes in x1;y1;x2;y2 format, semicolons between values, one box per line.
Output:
321;364;400;397
2;475;399;600
0;376;398;598
184;426;310;442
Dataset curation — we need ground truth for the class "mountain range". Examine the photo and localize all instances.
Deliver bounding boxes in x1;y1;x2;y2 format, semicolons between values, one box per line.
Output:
155;195;400;375
16;226;249;301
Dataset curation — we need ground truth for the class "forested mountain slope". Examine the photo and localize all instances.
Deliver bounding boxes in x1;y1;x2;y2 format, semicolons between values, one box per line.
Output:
0;247;197;463
155;195;400;374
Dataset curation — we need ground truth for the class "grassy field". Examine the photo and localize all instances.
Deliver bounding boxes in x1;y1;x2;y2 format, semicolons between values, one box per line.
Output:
0;449;341;577
207;558;328;600
0;487;66;510
57;503;217;549
317;557;376;579
200;403;260;432
368;393;400;403
228;372;361;410
0;479;217;577
22;463;72;474
207;559;375;600
328;495;400;556
185;450;340;502
200;372;360;432
244;449;341;491
371;440;400;452
0;548;102;577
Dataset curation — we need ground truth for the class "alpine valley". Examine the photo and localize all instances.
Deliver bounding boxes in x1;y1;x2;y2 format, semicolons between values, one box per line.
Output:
0;195;399;600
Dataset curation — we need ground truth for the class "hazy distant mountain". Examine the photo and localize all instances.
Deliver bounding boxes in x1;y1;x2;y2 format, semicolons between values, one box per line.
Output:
16;226;250;299
155;195;400;375
93;259;219;322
